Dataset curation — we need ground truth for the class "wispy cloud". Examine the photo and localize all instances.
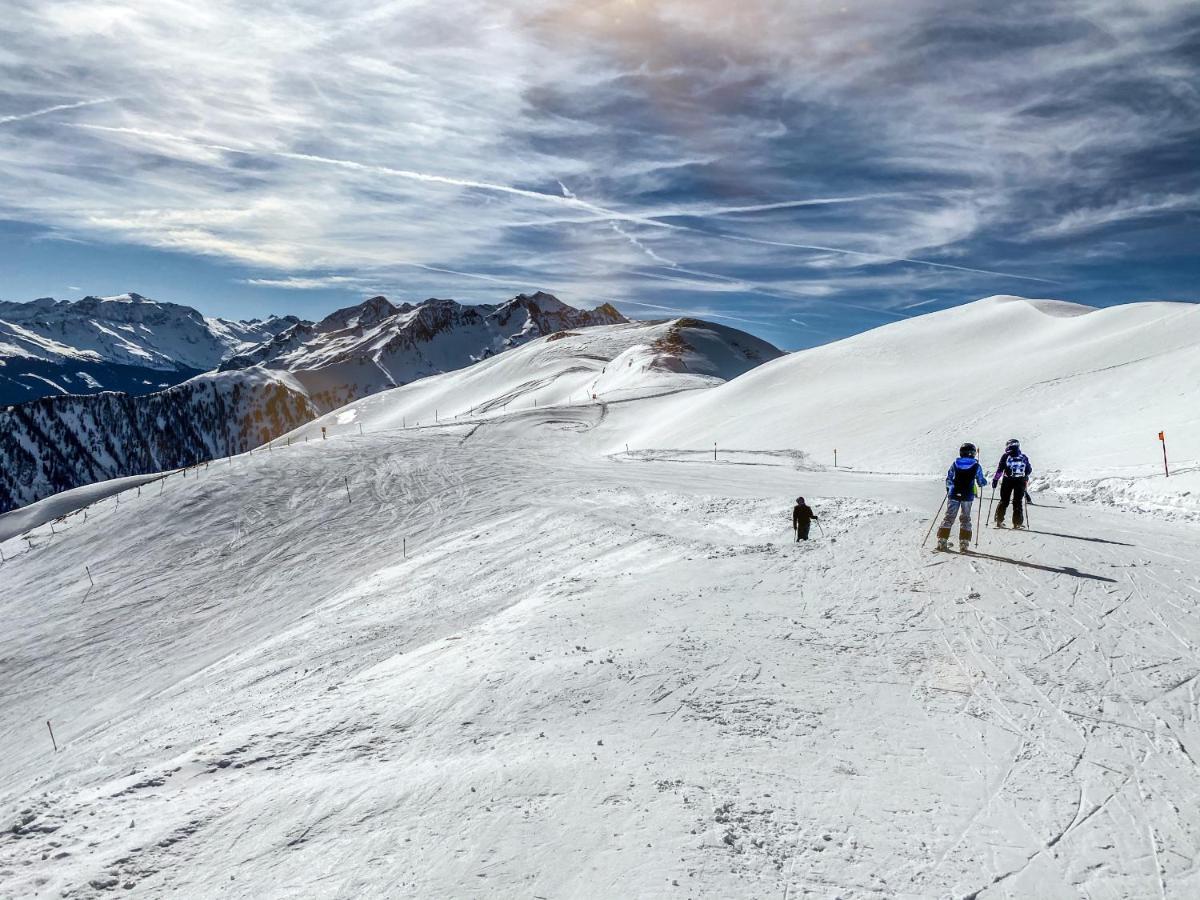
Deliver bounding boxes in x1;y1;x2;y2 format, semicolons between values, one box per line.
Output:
0;0;1195;343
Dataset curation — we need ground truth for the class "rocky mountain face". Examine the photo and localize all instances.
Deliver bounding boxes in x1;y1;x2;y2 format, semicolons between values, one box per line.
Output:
0;369;315;514
220;291;626;406
0;292;303;405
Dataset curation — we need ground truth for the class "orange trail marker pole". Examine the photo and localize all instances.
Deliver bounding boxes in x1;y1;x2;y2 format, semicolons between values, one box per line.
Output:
1159;431;1170;477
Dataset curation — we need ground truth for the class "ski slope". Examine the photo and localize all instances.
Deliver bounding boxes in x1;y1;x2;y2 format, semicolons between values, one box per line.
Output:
623;296;1200;516
2;296;1199;898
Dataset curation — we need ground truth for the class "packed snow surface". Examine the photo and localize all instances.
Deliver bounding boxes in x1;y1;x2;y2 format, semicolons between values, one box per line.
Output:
2;296;1199;898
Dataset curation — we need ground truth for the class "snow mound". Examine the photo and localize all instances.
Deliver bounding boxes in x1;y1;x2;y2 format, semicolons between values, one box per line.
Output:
619;297;1200;496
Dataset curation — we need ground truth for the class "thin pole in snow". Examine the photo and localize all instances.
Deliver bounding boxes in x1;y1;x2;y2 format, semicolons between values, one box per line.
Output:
713;442;717;462
403;537;406;558
46;720;57;753
1159;431;1170;477
86;565;94;587
922;496;947;548
344;477;352;504
834;448;838;468
359;423;363;436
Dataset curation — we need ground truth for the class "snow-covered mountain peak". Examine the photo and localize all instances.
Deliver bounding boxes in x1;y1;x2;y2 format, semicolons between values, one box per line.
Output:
0;293;308;405
316;295;400;332
222;293;633;405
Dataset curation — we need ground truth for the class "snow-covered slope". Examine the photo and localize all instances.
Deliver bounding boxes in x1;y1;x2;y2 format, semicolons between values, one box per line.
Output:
622;295;1200;490
0;293;302;404
289;316;784;436
3;383;1200;898
0;308;781;516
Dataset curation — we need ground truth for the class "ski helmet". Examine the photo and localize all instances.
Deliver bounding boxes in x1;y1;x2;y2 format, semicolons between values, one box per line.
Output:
959;442;977;458
1006;438;1021;451
796;496;804;504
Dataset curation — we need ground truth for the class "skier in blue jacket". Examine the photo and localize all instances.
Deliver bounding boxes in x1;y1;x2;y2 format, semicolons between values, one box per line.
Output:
937;442;988;552
992;438;1032;529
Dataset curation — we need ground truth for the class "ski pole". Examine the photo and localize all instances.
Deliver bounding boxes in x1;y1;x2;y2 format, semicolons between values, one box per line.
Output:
986;486;996;528
922;495;947;548
975;491;983;546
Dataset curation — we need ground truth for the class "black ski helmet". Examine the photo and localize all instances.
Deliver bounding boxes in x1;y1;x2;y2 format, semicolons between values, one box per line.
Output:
796;496;804;504
959;442;977;458
1006;438;1021;451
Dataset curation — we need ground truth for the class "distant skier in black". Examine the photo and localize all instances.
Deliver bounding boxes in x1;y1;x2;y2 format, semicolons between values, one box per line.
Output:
937;442;988;552
992;438;1032;529
793;497;817;541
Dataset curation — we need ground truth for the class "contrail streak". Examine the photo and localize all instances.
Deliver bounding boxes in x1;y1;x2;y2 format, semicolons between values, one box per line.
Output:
394;261;522;286
0;97;116;126
70;122;1056;286
708;231;1061;284
647;194;901;218
612;298;775;327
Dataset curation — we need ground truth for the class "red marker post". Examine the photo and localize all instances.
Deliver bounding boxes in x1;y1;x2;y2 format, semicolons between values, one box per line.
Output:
1159;431;1170;477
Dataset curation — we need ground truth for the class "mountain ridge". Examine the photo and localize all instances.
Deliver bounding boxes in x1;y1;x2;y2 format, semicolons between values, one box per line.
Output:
0;291;303;405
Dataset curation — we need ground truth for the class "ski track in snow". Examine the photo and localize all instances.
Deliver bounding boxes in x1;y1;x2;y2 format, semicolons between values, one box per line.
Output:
2;405;1199;899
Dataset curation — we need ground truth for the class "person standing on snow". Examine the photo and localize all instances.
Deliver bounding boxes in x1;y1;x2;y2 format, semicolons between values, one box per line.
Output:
793;497;818;542
992;438;1032;529
937;443;988;552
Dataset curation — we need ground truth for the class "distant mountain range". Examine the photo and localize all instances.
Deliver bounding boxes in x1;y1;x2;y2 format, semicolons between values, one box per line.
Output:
0;292;303;406
219;291;627;412
1;290;740;515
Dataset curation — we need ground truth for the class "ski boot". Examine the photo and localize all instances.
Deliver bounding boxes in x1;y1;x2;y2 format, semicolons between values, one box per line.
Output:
994;518;1006;529
936;526;951;552
959;541;972;553
959;529;972;553
1012;522;1026;530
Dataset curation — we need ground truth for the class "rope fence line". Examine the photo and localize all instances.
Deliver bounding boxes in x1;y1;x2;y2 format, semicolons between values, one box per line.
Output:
0;401;507;571
0;386;703;564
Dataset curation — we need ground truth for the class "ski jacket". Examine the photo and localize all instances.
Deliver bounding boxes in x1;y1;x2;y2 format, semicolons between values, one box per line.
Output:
994;451;1032;480
793;504;817;526
946;457;987;500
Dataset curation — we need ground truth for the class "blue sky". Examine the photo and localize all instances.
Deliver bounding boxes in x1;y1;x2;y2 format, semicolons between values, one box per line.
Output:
1;0;1196;350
